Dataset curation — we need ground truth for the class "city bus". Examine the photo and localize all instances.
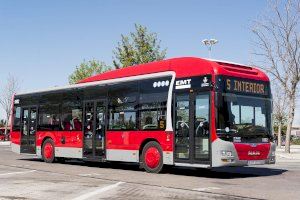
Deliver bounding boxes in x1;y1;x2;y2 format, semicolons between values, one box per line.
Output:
10;57;276;173
0;127;10;141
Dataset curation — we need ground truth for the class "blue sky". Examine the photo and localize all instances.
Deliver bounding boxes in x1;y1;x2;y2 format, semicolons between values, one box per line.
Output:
3;0;298;124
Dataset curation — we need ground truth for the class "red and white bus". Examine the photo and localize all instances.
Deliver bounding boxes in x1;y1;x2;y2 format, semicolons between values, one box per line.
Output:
10;57;275;173
0;127;9;141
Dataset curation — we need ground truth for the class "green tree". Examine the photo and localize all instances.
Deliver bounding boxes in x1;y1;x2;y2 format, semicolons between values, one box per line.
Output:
113;24;167;68
69;59;111;84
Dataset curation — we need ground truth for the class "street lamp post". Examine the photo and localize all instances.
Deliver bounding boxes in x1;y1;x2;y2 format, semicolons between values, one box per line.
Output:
202;39;218;58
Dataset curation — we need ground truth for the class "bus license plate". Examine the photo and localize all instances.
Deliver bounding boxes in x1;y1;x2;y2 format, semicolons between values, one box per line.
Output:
248;160;265;165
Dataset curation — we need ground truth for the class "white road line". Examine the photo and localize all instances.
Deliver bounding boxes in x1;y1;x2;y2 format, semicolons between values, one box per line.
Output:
0;170;36;177
193;187;221;191
72;182;124;200
0;142;10;146
79;173;102;177
78;173;92;176
10;164;31;168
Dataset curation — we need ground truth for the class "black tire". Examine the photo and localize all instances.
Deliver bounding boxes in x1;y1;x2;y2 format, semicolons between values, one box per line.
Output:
141;141;163;173
42;138;55;163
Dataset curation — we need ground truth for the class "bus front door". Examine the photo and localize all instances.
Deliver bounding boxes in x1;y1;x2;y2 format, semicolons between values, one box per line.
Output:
20;107;37;154
174;92;210;164
83;100;106;159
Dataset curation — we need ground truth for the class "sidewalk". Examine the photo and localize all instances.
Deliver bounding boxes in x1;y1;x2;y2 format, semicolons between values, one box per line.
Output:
276;145;300;160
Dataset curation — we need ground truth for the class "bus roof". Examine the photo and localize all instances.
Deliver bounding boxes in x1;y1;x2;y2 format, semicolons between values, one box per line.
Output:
16;57;269;96
79;57;269;84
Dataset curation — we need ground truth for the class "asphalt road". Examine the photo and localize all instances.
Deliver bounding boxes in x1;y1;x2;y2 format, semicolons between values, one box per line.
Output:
0;143;299;200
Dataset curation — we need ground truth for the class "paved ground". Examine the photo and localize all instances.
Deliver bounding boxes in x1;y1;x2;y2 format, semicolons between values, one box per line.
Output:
276;145;300;159
0;143;300;200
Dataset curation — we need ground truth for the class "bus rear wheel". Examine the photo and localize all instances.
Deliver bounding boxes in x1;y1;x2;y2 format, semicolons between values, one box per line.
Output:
142;141;163;173
42;138;55;163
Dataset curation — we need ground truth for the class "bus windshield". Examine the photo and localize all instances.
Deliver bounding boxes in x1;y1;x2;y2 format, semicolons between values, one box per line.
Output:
216;93;272;142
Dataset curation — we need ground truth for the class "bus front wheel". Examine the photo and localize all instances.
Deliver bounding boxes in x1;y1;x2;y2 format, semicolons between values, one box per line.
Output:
141;141;163;173
42;138;55;163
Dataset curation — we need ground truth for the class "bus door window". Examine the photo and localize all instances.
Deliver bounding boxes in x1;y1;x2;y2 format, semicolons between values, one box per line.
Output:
28;108;37;149
194;94;210;160
29;108;37;136
175;94;190;159
21;107;37;154
95;102;105;155
83;102;94;156
22;109;29;136
85;104;94;139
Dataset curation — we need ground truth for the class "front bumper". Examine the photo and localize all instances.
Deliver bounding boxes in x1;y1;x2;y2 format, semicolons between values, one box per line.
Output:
212;138;276;167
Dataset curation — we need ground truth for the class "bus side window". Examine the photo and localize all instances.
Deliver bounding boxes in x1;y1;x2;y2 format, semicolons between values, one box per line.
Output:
108;81;138;130
61;106;82;131
138;77;170;131
38;104;60;131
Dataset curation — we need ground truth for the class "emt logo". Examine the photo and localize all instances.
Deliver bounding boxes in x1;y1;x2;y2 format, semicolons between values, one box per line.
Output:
175;79;191;89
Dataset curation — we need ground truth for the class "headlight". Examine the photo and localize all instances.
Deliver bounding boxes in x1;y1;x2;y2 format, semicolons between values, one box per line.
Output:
271;151;275;157
262;138;269;142
221;150;233;157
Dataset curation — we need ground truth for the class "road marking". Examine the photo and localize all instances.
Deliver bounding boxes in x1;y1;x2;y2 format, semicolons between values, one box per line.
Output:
0;141;11;146
72;182;124;200
0;142;10;146
0;170;36;177
79;173;102;177
79;173;92;176
193;187;221;191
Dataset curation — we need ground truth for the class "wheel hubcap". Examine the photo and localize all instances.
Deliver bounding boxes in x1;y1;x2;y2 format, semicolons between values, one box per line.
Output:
145;147;160;169
44;143;53;159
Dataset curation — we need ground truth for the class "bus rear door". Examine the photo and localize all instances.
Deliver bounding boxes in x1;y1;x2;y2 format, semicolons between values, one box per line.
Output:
83;100;106;159
20;106;37;154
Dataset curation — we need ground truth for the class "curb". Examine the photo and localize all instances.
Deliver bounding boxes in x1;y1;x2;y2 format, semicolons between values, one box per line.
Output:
0;141;11;146
276;153;300;160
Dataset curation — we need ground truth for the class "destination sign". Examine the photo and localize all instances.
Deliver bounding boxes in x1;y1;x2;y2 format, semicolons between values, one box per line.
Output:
224;78;268;95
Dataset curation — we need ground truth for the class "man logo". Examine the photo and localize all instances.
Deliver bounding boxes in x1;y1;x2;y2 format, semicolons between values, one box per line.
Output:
250;143;257;147
248;151;261;156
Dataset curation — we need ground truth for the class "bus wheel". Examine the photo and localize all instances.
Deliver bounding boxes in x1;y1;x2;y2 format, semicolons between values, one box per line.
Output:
142;141;163;173
42;139;55;163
